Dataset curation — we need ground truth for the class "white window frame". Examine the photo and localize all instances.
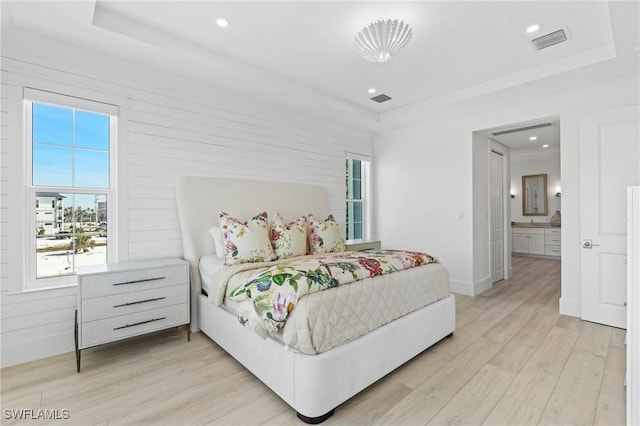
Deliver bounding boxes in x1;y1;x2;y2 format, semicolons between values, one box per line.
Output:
24;88;118;290
345;152;372;241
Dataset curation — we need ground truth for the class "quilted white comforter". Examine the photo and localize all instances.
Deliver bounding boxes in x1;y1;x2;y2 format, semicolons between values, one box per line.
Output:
206;254;450;355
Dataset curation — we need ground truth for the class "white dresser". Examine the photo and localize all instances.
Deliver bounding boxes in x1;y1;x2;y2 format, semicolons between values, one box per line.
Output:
75;258;190;372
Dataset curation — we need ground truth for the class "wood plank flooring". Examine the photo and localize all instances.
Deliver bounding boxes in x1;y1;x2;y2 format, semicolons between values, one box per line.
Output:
0;256;626;425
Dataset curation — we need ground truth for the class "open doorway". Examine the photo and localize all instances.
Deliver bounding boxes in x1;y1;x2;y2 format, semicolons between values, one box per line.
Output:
474;116;561;285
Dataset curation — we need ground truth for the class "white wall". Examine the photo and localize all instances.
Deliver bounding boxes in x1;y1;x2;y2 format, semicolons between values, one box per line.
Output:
510;150;561;224
471;133;490;294
0;30;373;367
375;70;639;310
375;125;474;291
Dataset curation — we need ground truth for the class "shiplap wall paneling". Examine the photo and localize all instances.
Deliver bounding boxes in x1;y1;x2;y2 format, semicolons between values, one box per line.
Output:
0;62;373;367
124;95;369;262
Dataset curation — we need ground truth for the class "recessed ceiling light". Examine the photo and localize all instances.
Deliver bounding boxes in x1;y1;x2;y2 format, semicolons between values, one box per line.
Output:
529;136;537;141
368;88;376;94
526;24;541;34
542;144;549;148
216;18;229;28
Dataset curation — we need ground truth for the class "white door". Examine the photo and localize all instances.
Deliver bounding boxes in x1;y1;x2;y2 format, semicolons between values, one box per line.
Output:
490;150;504;282
580;105;639;328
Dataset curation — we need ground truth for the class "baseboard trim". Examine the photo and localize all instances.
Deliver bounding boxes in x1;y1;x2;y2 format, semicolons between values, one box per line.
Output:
473;277;493;296
450;278;493;296
1;331;74;368
450;280;473;296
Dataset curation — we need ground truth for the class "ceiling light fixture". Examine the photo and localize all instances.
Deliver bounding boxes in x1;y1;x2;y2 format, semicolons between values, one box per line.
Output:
368;88;377;94
542;144;549;148
354;19;413;63
526;24;541;34
216;18;229;28
529;136;537;141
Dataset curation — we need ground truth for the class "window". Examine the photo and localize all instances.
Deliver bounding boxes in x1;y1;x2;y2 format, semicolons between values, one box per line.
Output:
25;89;117;289
345;155;371;240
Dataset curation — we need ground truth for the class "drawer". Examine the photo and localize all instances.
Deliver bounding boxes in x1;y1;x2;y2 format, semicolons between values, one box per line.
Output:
81;303;189;348
81;284;188;322
545;246;561;256
80;265;187;299
545;236;561;245
546;228;561;236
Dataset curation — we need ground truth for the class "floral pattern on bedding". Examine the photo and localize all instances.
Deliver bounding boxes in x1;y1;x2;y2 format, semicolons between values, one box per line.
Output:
307;214;345;254
271;212;307;259
220;211;277;265
228;250;437;335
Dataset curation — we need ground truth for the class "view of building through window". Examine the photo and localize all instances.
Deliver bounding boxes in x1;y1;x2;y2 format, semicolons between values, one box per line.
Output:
31;101;111;280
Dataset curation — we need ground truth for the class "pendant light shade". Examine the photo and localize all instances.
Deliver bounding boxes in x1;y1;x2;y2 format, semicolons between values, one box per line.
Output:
354;19;413;63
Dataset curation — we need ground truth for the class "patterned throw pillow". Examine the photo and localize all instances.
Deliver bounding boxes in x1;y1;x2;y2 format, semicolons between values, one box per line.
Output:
307;214;345;254
271;212;307;259
219;211;277;265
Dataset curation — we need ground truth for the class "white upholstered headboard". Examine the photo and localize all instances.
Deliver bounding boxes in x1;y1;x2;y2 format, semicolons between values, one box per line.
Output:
175;176;330;329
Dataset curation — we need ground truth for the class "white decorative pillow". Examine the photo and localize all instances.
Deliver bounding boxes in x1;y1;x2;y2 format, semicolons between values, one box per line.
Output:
219;211;277;265
307;214;345;254
208;226;224;259
271;212;307;259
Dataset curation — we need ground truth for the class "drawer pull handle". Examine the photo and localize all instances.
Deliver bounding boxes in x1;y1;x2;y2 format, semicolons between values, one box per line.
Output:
113;317;166;330
113;277;166;286
113;297;166;308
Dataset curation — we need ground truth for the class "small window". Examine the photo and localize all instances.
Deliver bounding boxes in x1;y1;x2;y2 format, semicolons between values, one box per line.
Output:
345;155;371;240
26;90;116;289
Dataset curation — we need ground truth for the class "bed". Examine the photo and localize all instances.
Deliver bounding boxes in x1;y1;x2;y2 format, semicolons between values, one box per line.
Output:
175;176;455;423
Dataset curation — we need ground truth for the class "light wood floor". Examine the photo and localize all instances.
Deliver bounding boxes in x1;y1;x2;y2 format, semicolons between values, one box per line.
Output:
1;257;626;425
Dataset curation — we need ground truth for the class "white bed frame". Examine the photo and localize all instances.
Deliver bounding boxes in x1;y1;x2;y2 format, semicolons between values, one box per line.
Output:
175;176;455;423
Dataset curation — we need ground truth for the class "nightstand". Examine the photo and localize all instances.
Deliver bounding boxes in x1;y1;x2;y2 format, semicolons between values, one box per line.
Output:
345;239;381;251
75;258;190;372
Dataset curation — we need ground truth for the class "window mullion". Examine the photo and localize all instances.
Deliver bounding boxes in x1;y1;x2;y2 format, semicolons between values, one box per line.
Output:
26;92;115;290
71;109;75;189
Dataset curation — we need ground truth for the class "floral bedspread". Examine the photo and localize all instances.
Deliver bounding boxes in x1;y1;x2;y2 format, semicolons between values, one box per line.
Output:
228;250;437;336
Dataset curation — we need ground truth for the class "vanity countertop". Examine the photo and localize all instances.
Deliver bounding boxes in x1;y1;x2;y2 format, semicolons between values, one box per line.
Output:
511;222;560;229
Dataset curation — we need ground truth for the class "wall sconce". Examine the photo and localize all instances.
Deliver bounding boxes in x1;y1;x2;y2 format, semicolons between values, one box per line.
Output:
555;185;561;197
510;193;516;198
555;192;561;197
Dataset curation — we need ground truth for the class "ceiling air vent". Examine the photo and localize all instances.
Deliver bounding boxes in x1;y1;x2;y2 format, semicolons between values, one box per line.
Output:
531;29;567;51
492;123;553;136
371;94;392;103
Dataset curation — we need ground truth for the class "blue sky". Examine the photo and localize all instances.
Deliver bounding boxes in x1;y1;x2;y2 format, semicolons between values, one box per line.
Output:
33;103;110;209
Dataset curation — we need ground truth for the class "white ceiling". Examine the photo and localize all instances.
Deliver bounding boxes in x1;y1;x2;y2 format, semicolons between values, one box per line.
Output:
2;1;638;128
478;116;560;153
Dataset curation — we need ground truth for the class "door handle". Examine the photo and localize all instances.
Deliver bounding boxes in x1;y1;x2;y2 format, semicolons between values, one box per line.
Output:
582;239;600;249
